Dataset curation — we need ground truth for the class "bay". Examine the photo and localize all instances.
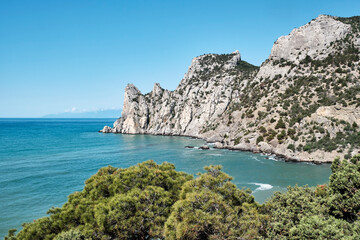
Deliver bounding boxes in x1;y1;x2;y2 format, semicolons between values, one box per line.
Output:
0;118;331;238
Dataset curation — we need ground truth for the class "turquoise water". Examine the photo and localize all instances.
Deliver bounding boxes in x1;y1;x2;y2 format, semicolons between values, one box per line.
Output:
0;118;331;237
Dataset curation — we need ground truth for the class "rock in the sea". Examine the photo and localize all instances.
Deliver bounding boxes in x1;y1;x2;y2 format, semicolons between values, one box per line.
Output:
213;142;223;149
199;145;210;150
232;143;249;151
100;126;113;133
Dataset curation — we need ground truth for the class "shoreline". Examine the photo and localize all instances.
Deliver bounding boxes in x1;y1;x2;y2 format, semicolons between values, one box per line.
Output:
99;130;332;165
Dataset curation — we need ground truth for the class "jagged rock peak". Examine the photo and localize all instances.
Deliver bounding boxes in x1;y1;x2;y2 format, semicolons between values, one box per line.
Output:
151;83;164;97
181;50;241;82
269;14;352;63
122;84;141;119
224;50;241;70
125;83;141;94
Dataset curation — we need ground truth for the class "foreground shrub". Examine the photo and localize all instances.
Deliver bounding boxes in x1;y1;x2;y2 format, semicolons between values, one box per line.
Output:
6;155;360;239
164;166;267;239
14;160;192;240
264;155;360;239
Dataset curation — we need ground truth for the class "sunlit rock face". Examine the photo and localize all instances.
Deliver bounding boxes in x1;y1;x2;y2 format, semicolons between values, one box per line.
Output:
270;15;351;63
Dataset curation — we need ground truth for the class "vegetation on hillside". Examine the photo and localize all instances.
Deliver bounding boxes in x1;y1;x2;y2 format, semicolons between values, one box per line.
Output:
6;156;360;239
187;53;258;86
223;17;360;157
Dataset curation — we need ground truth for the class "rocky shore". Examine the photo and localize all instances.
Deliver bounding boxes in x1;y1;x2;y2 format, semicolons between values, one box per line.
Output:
99;129;334;164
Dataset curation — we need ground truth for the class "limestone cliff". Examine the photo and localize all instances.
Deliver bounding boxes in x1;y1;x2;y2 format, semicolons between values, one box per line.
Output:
101;15;360;163
102;50;257;137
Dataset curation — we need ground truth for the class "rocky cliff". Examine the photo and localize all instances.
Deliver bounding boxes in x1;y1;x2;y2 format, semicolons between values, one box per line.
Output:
101;15;360;163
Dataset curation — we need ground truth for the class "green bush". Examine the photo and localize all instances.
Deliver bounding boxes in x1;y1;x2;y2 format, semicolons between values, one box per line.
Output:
256;136;264;144
7;155;360;240
266;155;360;239
234;136;242;145
259;126;267;133
277;130;287;141
328;156;360;221
275;118;286;129
287;144;295;152
12;161;192;240
164;165;265;239
303;144;312;152
287;128;296;136
54;229;85;240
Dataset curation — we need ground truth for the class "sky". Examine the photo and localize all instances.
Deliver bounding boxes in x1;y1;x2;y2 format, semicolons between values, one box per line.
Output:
1;0;359;117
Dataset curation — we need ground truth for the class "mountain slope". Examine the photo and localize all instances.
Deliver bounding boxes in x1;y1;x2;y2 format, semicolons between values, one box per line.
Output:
101;15;360;163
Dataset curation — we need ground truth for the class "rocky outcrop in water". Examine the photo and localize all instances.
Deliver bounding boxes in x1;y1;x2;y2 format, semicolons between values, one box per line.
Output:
101;15;360;163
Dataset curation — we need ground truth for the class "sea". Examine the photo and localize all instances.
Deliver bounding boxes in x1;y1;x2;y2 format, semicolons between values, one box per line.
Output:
0;118;331;238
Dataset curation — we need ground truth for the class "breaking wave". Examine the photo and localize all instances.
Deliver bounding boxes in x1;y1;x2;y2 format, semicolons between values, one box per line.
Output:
251;183;273;192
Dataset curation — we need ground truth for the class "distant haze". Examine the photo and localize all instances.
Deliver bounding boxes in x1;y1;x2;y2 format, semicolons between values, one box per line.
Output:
43;109;121;118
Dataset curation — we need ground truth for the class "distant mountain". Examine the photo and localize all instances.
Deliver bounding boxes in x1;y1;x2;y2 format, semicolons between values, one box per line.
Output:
43;109;121;118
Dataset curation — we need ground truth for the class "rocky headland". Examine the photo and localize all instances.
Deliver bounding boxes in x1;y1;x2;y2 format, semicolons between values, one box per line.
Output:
101;15;360;163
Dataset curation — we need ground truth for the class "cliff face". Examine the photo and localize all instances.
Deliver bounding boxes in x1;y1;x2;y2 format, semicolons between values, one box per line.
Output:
102;15;360;163
104;50;258;137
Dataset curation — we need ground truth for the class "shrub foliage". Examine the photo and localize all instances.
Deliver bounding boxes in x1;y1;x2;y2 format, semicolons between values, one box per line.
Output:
6;156;360;239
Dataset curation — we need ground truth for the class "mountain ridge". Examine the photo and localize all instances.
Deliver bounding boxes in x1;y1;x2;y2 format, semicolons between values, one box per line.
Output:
101;15;360;163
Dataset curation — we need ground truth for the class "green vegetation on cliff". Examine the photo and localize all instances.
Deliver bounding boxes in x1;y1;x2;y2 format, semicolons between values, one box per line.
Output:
6;156;360;239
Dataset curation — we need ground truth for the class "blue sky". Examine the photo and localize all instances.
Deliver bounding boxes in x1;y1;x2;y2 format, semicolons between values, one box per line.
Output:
1;0;359;117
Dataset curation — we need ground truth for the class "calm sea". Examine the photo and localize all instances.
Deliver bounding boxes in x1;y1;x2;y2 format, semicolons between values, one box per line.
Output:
0;118;331;237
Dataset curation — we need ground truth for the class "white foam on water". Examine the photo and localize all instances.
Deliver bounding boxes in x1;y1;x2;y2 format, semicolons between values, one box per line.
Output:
250;156;263;163
251;183;273;192
267;156;279;161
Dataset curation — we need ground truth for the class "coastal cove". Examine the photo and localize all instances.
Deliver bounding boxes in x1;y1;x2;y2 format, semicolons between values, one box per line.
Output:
102;15;360;163
0;118;331;238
